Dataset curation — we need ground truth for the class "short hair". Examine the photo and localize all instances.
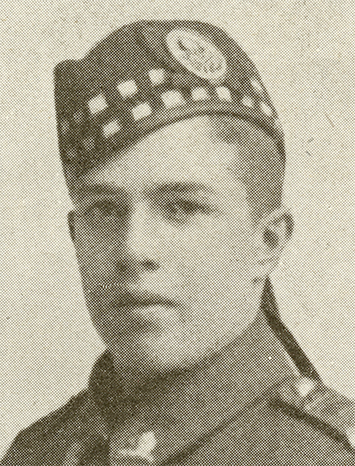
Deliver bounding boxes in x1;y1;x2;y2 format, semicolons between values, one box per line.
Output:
207;115;285;220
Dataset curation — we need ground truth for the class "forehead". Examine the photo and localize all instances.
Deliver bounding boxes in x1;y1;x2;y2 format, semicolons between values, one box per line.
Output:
71;116;262;198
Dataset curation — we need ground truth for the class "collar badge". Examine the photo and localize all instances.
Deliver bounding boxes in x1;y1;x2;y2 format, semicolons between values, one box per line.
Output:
115;431;157;464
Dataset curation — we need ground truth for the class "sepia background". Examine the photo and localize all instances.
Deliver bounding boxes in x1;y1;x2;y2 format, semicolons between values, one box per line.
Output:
1;0;354;455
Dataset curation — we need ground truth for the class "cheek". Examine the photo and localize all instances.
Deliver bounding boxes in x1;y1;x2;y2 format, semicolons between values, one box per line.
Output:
171;227;256;341
74;231;117;283
169;221;254;285
165;223;256;332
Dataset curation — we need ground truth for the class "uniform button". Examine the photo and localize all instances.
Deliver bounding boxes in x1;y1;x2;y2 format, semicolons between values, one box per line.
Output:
295;377;317;398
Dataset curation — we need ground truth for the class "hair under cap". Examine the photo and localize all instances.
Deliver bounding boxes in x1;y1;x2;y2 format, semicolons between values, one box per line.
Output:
54;20;285;184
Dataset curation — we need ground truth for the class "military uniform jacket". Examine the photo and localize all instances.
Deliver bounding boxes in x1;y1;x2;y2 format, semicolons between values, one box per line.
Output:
2;311;355;466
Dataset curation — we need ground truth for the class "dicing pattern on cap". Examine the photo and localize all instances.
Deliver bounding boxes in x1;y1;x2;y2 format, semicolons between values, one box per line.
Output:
132;102;152;120
54;20;285;181
241;95;254;108
295;377;317;398
88;94;108;115
103;120;121;138
191;86;210;101
260;101;274;117
215;86;232;102
149;68;165;86
111;431;157;464
117;80;138;99
250;78;265;95
161;89;185;108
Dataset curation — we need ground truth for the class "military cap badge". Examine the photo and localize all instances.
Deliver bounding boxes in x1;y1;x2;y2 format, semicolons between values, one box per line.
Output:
166;28;227;83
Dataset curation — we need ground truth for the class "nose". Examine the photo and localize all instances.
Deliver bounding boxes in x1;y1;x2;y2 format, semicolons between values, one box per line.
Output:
118;201;159;275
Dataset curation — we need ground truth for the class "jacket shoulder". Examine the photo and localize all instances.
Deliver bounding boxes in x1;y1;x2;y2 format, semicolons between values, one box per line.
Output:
0;390;91;466
269;376;355;464
174;378;355;465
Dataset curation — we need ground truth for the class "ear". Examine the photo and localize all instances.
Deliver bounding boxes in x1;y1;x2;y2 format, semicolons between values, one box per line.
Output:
67;210;76;242
252;206;293;278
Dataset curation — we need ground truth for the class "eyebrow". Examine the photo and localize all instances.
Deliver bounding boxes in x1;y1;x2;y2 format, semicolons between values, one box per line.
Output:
76;184;121;196
153;182;215;196
76;181;215;198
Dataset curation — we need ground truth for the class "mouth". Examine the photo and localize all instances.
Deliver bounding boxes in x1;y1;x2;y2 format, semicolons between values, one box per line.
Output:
108;293;178;335
95;284;180;333
109;290;177;310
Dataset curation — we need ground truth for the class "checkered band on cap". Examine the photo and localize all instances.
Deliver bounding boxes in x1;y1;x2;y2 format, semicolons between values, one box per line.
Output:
54;20;285;181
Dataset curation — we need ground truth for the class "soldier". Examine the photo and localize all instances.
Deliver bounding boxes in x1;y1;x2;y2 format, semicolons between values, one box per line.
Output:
2;19;355;466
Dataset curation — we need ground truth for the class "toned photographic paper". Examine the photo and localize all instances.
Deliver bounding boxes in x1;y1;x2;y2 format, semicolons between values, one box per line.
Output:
1;1;354;463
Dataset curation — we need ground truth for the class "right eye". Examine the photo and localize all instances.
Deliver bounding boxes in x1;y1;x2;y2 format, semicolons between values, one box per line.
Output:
83;200;128;223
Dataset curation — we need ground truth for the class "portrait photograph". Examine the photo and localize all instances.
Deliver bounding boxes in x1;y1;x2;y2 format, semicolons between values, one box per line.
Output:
1;1;355;464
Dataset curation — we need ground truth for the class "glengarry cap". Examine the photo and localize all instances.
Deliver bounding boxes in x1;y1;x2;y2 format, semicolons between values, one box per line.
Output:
54;20;285;183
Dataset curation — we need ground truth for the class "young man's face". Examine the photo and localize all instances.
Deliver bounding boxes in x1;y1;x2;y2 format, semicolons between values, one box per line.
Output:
70;116;274;374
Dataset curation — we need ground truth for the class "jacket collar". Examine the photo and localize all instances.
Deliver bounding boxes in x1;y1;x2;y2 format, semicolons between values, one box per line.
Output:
89;310;296;464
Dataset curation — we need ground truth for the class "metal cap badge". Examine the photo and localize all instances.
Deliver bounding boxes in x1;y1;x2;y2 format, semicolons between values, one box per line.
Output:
166;28;227;83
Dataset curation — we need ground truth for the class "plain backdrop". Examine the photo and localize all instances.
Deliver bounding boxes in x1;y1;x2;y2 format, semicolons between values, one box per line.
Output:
1;0;354;455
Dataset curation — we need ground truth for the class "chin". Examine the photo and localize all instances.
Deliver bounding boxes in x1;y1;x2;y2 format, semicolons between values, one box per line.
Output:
108;330;208;375
143;334;215;373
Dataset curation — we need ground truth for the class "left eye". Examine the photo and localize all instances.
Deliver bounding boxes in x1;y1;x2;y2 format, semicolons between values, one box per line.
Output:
165;200;209;220
169;200;199;213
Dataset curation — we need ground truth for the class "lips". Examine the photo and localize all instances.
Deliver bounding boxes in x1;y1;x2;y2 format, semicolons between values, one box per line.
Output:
109;289;177;310
109;290;179;333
